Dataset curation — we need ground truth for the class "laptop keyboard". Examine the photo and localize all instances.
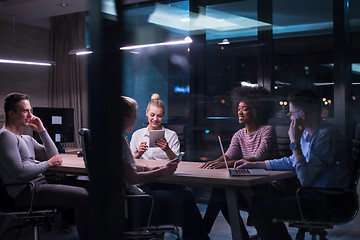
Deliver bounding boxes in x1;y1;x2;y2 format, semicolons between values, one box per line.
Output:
231;169;251;174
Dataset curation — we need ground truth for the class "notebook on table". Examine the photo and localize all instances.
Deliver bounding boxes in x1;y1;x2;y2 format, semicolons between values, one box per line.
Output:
217;136;270;176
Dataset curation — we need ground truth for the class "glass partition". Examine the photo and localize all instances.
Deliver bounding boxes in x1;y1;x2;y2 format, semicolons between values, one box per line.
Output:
119;0;360;160
351;0;360;123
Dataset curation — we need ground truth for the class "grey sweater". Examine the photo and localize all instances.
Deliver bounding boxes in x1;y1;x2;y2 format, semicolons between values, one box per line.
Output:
0;127;58;198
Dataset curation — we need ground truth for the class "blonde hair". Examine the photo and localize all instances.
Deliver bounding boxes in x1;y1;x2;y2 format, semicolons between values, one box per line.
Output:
121;96;138;118
146;93;165;115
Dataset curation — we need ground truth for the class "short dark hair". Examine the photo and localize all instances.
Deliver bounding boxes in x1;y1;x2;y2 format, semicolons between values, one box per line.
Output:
288;89;321;116
230;86;274;126
3;92;29;119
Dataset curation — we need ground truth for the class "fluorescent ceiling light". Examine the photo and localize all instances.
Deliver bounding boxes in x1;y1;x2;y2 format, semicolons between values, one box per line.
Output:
218;39;230;45
241;81;258;88
274;81;291;86
69;49;93;55
148;3;271;32
120;37;192;50
313;82;334;86
314;82;360;86
0;58;53;66
75;51;93;56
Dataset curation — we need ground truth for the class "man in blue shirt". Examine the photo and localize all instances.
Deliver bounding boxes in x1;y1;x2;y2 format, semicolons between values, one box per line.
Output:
234;89;352;240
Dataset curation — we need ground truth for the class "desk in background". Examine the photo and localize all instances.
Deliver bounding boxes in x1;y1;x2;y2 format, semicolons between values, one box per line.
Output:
54;155;296;240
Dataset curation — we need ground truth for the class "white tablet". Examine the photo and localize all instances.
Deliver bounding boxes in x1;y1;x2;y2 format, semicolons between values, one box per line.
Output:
149;130;165;147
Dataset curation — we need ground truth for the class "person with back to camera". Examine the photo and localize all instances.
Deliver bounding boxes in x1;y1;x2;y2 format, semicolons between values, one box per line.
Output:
235;89;352;240
199;86;279;234
121;96;209;240
130;93;180;160
0;92;89;240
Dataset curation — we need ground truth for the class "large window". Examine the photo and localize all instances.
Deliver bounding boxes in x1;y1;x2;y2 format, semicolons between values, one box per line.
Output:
119;0;360;160
351;0;360;123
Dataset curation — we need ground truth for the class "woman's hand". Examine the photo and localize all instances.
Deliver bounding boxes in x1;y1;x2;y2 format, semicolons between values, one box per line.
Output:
200;159;226;169
162;158;180;175
135;142;148;158
27;114;45;132
155;138;170;151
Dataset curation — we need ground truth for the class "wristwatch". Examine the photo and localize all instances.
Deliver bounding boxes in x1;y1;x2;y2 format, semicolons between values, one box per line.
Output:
289;142;298;150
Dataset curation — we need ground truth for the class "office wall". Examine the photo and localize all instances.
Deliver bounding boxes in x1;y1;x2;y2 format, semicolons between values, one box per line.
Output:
0;19;50;125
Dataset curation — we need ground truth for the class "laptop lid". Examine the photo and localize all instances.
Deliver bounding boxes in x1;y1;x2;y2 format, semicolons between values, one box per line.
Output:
217;135;269;176
218;136;230;172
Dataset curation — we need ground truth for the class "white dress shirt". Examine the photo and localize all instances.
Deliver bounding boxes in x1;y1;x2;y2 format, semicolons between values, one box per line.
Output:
130;126;180;160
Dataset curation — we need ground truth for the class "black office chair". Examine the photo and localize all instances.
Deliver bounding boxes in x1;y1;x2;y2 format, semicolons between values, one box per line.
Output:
78;128;180;240
123;193;180;239
0;176;57;240
273;125;360;240
274;124;292;158
79;128;92;179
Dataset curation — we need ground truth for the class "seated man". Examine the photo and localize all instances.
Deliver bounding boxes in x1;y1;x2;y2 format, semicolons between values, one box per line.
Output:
0;92;89;240
235;89;352;240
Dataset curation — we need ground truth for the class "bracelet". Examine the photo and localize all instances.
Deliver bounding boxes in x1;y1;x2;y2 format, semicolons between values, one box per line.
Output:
142;165;147;172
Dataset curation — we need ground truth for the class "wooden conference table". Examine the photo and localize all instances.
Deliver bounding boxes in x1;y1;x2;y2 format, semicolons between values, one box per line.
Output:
53;154;296;240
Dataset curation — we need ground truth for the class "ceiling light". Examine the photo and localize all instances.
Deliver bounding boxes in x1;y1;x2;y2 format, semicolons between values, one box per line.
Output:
218;39;230;45
0;58;54;66
120;37;192;50
148;4;271;32
69;49;93;55
241;81;258;88
58;3;70;7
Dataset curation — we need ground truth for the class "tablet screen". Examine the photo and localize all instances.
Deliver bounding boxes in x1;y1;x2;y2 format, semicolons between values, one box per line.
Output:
149;130;165;147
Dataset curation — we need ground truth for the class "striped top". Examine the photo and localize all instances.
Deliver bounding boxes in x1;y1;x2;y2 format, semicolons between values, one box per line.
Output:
225;125;278;161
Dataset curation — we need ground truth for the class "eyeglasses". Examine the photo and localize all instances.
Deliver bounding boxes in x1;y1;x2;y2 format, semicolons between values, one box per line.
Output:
287;110;301;117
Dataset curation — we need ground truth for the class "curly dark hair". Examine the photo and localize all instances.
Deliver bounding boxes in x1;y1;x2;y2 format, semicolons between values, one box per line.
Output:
230;86;274;126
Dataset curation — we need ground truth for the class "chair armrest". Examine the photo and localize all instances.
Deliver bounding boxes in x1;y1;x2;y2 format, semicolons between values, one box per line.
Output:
296;187;359;224
0;176;45;214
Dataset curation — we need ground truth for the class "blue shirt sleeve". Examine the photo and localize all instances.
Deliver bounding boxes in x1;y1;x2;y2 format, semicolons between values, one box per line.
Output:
266;155;295;170
294;126;348;187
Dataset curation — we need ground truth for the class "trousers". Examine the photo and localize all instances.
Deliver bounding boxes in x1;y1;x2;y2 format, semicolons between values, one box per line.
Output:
14;182;89;240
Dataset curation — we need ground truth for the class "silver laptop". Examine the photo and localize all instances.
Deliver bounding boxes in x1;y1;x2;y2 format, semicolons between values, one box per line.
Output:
218;136;269;176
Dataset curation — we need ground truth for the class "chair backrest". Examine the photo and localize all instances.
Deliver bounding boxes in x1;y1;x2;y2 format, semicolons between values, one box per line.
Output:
142;123;186;155
79;128;91;179
274;124;292;158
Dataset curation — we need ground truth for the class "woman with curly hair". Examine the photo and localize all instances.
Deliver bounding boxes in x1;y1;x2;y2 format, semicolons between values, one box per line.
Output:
200;86;278;234
201;86;278;169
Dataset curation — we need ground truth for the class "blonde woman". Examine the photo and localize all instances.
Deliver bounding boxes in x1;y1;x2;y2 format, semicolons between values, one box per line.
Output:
130;94;180;160
121;96;209;240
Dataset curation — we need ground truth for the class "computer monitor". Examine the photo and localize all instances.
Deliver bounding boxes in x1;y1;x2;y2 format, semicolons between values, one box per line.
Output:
32;107;74;153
